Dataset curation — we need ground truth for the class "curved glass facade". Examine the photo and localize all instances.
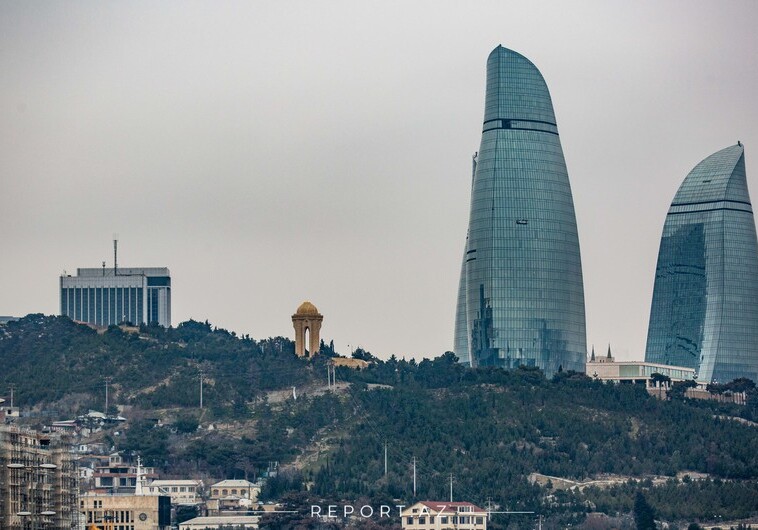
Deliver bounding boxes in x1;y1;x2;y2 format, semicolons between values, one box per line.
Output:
645;144;758;384
454;46;586;375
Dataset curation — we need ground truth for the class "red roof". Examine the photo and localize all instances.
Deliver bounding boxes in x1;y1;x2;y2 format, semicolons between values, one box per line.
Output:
418;501;485;513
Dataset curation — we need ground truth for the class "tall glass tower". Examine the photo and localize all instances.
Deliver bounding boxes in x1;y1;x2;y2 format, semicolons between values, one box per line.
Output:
645;144;758;384
454;46;586;375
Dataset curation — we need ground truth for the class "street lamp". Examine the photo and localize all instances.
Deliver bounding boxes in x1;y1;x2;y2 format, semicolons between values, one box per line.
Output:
16;510;56;530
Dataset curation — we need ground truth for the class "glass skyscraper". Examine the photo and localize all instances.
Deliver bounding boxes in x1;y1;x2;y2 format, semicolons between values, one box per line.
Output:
645;144;758;384
454;46;586;375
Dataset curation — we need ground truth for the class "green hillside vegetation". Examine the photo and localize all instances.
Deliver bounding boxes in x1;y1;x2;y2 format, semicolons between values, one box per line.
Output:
2;315;758;528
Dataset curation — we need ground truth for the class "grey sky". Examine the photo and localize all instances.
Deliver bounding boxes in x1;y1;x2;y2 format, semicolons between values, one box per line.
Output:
2;1;757;361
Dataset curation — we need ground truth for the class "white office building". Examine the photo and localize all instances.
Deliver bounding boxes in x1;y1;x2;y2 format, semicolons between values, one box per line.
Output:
60;267;171;327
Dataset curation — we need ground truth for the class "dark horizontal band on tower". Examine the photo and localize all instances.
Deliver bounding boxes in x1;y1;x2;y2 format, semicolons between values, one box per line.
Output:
483;118;557;126
482;118;558;135
672;199;752;208
667;206;754;216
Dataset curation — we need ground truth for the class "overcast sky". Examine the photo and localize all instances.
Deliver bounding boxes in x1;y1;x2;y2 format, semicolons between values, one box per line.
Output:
2;1;757;361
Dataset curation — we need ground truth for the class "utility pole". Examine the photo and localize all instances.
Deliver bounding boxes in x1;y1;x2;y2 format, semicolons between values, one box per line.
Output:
199;371;204;409
412;457;417;496
8;384;15;408
384;442;388;476
449;474;453;502
104;377;112;413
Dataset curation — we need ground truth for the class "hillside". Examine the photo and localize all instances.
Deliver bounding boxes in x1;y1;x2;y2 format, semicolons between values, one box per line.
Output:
2;315;758;528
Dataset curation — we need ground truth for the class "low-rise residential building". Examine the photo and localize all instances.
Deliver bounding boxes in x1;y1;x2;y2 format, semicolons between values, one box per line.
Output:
209;479;259;501
179;515;260;530
401;501;487;530
145;479;203;505
92;453;158;494
0;402;20;423
207;479;260;513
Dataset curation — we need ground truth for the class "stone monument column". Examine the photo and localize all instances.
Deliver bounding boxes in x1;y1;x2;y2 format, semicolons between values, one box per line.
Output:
292;301;323;358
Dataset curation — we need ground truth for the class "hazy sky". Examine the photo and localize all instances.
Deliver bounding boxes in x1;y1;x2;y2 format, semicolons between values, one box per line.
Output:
2;1;757;361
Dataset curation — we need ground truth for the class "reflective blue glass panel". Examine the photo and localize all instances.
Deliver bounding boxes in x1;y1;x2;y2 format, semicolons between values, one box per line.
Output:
454;46;587;376
645;144;758;384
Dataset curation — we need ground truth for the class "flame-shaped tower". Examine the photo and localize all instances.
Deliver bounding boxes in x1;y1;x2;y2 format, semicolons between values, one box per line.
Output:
645;144;758;384
454;46;586;376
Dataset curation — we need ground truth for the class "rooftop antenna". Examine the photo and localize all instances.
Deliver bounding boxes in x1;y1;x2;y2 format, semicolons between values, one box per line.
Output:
113;234;119;276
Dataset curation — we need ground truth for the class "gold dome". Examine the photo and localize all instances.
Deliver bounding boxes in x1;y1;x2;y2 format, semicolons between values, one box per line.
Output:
295;301;320;315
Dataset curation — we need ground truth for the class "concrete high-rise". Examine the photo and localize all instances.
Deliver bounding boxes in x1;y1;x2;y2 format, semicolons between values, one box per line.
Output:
454;46;586;375
0;425;79;530
60;266;171;328
645;144;758;384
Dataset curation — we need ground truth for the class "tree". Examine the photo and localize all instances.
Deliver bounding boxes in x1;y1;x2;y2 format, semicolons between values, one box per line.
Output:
633;492;656;530
174;413;200;433
668;380;696;400
650;373;671;387
352;347;377;362
725;378;755;393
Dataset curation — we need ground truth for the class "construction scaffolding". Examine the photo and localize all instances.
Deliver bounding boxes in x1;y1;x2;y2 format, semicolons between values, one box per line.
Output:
0;425;79;530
